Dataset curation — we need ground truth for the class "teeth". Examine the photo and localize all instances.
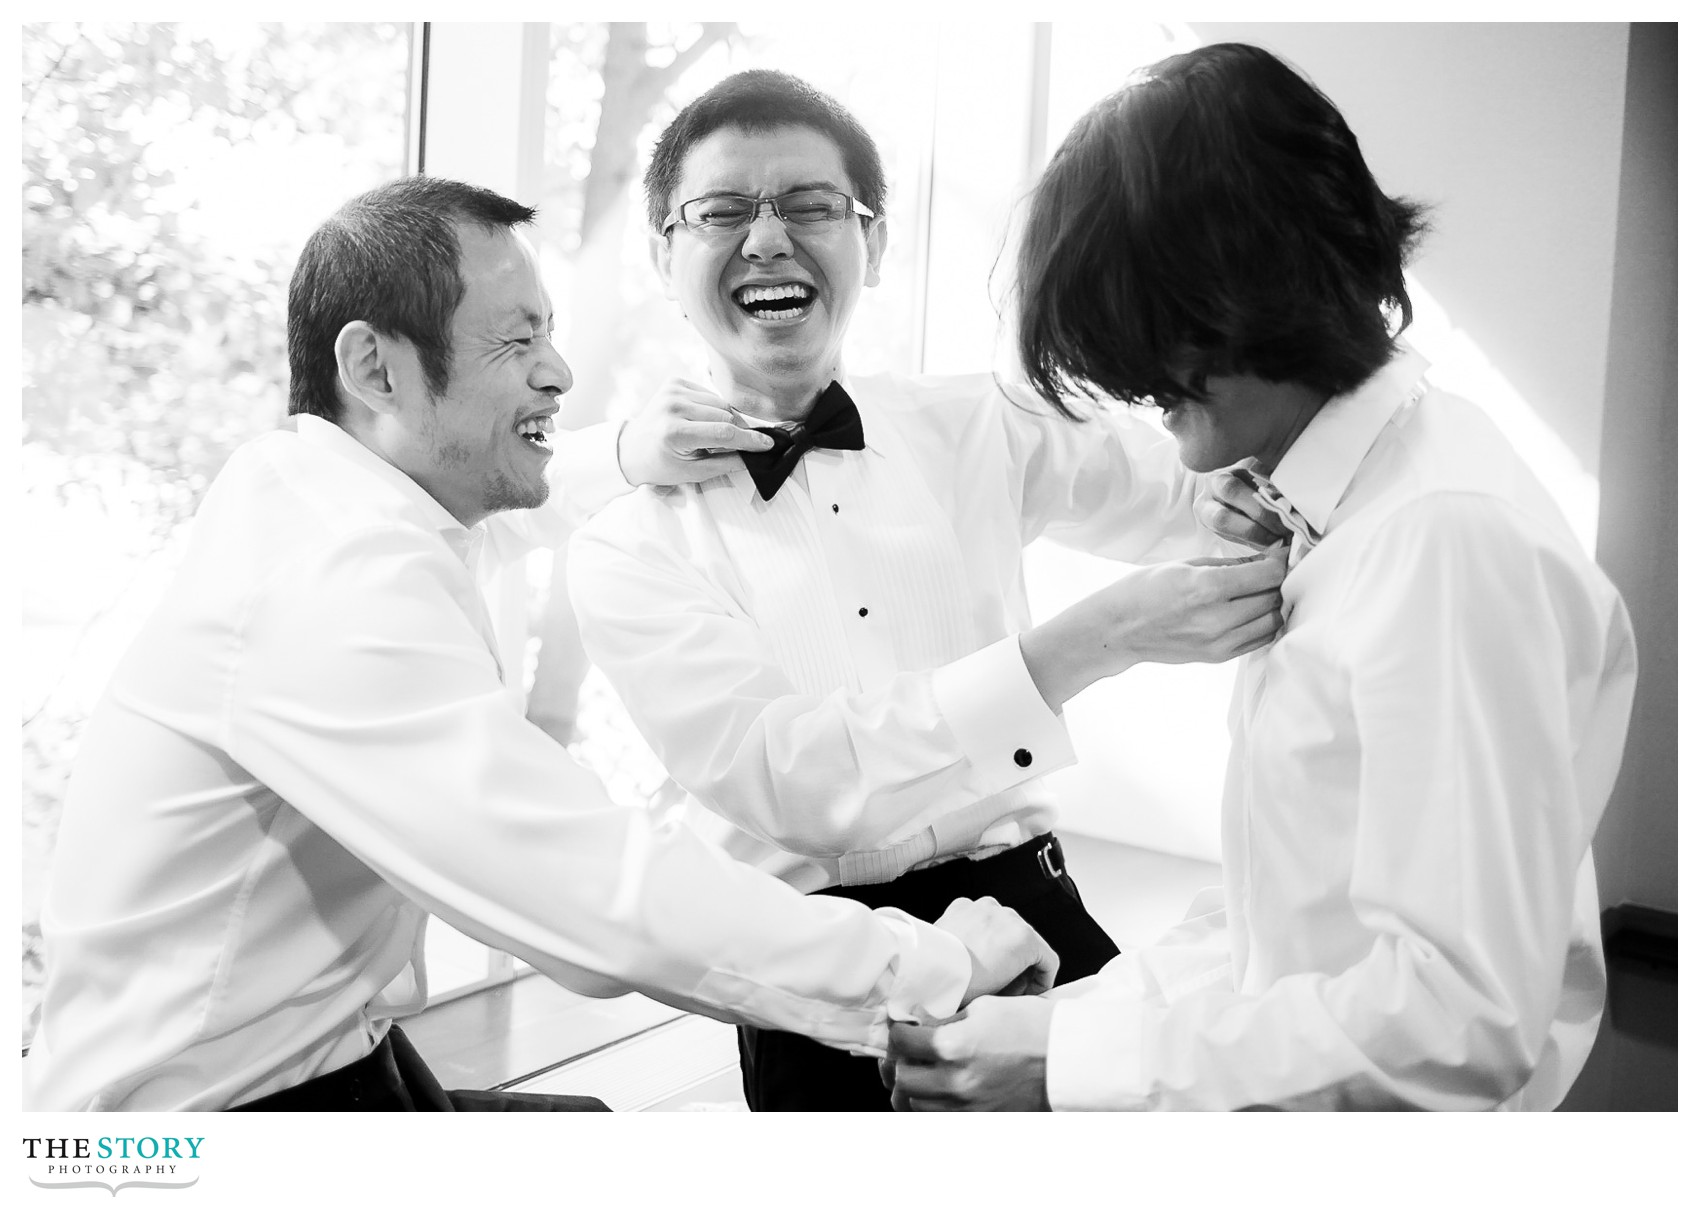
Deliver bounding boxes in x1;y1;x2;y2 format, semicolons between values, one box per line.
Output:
518;415;555;443
736;283;812;306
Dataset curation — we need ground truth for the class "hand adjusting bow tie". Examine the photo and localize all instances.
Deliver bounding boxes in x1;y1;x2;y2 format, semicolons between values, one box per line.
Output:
1228;461;1322;570
739;379;865;501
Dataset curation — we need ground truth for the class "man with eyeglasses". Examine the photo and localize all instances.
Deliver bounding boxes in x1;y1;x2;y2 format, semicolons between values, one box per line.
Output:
566;69;1289;1111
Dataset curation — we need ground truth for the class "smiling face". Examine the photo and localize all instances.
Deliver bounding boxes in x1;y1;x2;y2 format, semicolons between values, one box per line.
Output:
393;224;570;526
649;124;886;418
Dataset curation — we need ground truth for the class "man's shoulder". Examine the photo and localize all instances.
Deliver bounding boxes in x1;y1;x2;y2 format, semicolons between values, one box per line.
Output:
197;428;444;567
1333;392;1598;598
852;369;1014;417
571;479;699;562
1372;389;1581;546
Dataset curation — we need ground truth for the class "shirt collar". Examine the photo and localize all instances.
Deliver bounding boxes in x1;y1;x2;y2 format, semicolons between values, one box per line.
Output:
293;414;488;569
1268;345;1431;537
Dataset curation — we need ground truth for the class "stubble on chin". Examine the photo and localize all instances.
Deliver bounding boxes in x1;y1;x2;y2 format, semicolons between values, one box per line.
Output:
484;469;549;516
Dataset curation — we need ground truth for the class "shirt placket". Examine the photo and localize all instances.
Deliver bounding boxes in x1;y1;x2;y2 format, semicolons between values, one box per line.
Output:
806;456;899;689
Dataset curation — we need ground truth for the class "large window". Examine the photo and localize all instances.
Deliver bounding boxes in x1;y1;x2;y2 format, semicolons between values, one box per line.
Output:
20;21;413;1044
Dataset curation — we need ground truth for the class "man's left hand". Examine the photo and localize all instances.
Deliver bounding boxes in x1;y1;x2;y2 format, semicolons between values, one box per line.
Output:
1196;462;1289;549
885;995;1055;1111
616;377;774;488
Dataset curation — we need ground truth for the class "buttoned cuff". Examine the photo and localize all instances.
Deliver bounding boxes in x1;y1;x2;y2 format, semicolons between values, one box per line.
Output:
1046;994;1147;1111
551;420;634;520
932;634;1075;795
875;908;972;1023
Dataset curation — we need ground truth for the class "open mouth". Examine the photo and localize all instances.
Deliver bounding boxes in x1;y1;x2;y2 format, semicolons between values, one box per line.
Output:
734;282;816;321
516;414;555;452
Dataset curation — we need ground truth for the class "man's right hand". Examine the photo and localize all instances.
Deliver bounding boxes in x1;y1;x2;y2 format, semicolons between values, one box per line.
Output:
932;896;1059;1004
1020;548;1286;713
1196;461;1291;550
616;377;774;488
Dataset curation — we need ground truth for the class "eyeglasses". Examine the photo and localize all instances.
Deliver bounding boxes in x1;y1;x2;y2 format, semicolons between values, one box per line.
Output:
661;189;876;236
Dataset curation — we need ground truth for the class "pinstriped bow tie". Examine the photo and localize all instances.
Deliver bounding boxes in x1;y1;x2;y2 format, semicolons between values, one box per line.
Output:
739;380;866;501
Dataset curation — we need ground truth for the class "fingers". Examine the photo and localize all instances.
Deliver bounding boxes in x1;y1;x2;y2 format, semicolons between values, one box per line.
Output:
1000;961;1058;997
890;1062;959;1105
643;381;777;456
1024;940;1060;994
677;453;752;481
1196;493;1288;550
1210;548;1288;597
662;398;775;454
935;895;1058;1003
668;420;774;455
1225;603;1285;656
1202;583;1284;661
888;1021;944;1064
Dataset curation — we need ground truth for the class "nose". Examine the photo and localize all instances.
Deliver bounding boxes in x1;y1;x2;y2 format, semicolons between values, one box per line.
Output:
740;208;794;261
530;338;573;397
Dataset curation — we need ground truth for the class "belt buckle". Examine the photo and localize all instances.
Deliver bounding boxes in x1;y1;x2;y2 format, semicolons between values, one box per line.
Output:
1036;839;1063;881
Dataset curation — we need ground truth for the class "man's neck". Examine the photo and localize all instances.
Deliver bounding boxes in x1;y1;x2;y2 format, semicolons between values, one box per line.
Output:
1255;382;1330;473
338;416;490;529
707;365;838;425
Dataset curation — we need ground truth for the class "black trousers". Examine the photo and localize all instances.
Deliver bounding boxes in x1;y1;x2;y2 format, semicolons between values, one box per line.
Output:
738;833;1119;1112
231;1025;610;1112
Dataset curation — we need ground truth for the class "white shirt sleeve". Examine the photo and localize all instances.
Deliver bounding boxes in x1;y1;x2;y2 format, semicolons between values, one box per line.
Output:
1003;390;1219;561
568;520;1074;860
1046;496;1628;1109
225;522;969;1053
548;419;632;522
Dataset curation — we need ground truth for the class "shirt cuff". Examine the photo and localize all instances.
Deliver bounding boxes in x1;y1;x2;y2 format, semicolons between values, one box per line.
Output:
875;908;971;1023
1046;994;1147;1111
932;634;1075;796
551;420;634;520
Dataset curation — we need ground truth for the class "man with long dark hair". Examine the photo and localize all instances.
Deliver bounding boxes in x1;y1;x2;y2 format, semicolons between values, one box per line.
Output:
888;43;1636;1111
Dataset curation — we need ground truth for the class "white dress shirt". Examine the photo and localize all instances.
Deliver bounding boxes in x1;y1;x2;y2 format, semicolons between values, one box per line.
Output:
1045;348;1638;1111
568;372;1214;891
24;414;970;1112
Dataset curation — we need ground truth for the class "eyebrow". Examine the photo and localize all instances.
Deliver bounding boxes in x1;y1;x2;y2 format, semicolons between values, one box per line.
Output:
693;180;844;198
498;306;551;331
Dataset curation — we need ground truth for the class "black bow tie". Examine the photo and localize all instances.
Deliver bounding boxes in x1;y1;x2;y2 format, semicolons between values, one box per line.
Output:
739;380;865;501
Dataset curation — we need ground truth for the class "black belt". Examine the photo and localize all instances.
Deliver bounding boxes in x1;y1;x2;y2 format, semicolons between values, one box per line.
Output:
231;1025;448;1111
231;1025;611;1112
813;833;1070;911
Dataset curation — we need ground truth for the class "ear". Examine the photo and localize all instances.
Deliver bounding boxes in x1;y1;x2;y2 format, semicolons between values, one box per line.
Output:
334;321;401;420
648;230;678;302
862;214;888;289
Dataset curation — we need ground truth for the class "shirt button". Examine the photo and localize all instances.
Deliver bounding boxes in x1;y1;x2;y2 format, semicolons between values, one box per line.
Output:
832;504;840;513
1013;748;1032;768
858;607;869;617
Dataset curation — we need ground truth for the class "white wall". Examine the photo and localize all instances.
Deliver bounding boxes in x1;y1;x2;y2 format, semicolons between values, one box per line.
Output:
1195;22;1629;483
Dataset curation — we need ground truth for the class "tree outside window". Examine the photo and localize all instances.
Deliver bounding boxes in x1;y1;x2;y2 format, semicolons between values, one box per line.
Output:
21;21;411;1044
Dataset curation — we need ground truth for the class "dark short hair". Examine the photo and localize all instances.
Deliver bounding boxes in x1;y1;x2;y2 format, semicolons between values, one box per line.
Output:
287;176;536;421
1016;42;1430;419
642;69;886;232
